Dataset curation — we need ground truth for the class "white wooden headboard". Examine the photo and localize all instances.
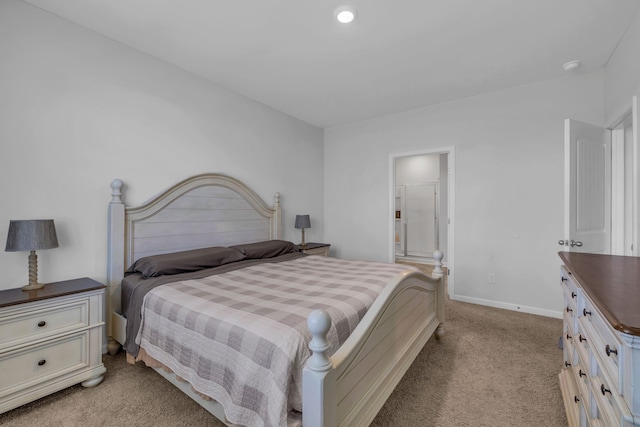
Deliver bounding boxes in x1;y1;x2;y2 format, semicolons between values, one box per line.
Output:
106;173;282;333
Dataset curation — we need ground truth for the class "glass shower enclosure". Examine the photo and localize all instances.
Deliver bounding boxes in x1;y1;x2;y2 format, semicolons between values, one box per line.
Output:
395;183;439;260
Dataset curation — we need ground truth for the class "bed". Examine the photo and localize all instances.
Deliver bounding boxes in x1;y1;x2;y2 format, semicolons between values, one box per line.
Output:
106;173;445;427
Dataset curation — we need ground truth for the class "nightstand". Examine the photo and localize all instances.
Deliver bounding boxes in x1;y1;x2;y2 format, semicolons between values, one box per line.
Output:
299;243;331;256
0;278;106;414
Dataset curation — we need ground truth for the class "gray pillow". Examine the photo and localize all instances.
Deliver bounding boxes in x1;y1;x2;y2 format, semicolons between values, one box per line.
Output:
126;246;246;278
229;240;298;259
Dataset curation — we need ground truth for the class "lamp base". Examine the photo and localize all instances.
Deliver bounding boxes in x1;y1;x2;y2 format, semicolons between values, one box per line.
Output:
22;250;45;291
22;282;45;291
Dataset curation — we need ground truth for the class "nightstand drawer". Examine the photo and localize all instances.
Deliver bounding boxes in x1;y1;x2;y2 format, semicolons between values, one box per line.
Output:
0;300;88;349
0;332;88;396
299;243;331;256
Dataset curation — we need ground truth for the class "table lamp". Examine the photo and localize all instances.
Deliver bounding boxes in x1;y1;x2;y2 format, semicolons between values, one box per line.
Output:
5;219;59;291
295;215;311;248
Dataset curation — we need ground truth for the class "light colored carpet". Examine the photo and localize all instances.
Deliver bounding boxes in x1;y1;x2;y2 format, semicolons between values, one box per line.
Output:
0;288;567;426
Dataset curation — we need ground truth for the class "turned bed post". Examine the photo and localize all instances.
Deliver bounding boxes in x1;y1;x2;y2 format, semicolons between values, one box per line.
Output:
303;310;337;427
432;249;445;340
106;179;125;355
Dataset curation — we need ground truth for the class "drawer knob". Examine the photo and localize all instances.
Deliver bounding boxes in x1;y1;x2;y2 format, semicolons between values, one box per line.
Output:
561;276;568;282
566;333;572;340
601;384;611;396
583;308;592;317
574;396;580;403
579;335;587;343
566;307;573;313
565;361;572;367
579;370;586;378
37;321;46;327
571;292;577;299
605;345;618;357
37;359;46;366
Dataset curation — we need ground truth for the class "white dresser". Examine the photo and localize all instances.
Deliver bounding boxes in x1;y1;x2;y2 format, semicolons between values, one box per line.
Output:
0;278;106;414
559;252;640;427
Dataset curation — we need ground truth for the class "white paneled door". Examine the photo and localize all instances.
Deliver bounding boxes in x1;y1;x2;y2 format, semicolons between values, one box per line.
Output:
563;119;610;253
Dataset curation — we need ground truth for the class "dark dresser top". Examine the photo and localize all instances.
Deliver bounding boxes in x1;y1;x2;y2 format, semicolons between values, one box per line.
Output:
559;252;640;336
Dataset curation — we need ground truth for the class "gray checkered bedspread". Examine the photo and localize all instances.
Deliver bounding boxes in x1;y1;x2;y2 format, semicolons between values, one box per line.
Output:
136;255;417;427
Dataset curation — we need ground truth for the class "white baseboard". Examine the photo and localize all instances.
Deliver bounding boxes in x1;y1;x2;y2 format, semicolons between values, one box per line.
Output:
451;295;563;319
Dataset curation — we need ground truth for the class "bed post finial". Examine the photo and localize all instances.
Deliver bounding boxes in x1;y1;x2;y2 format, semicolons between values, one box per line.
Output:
272;192;282;239
433;250;444;275
307;309;332;372
110;179;124;203
304;309;337;427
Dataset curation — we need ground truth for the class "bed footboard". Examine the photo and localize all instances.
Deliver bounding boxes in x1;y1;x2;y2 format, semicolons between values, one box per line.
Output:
303;251;445;427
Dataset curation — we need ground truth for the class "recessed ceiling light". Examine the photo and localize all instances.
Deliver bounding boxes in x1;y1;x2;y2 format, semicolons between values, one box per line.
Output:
562;60;581;71
335;6;356;24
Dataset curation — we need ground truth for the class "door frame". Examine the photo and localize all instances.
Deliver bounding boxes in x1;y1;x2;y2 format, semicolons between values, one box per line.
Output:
607;95;638;256
389;147;455;299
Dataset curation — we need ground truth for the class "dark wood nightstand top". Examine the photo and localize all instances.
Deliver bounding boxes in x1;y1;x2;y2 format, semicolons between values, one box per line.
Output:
0;277;106;309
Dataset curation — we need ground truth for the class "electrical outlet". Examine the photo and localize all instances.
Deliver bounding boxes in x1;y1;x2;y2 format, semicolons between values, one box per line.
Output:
488;273;496;284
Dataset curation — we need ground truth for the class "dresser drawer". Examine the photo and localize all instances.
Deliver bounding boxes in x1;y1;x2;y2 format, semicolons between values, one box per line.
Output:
560;368;582;427
563;312;578;368
0;300;88;349
579;299;622;391
589;373;623;427
587;343;633;427
561;267;579;308
0;332;88;396
573;322;591;368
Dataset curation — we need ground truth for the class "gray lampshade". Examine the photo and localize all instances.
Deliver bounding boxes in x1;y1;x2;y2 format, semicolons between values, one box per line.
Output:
294;215;311;229
5;219;59;252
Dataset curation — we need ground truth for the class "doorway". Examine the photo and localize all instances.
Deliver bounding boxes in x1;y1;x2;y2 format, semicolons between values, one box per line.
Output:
390;147;455;298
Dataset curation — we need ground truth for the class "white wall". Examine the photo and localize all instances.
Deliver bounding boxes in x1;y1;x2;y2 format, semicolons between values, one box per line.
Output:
0;0;324;291
325;71;605;316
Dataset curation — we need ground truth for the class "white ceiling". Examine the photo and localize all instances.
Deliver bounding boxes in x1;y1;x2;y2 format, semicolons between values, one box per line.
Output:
23;0;640;129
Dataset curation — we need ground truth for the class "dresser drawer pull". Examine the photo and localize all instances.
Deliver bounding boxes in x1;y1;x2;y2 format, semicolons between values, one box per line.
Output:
37;359;46;367
605;345;618;356
566;333;572;340
571;292;577;299
579;335;587;343
600;384;611;396
574;396;580;403
582;308;592;317
561;277;568;282
566;307;573;313
565;361;572;367
579;370;586;378
37;321;47;327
